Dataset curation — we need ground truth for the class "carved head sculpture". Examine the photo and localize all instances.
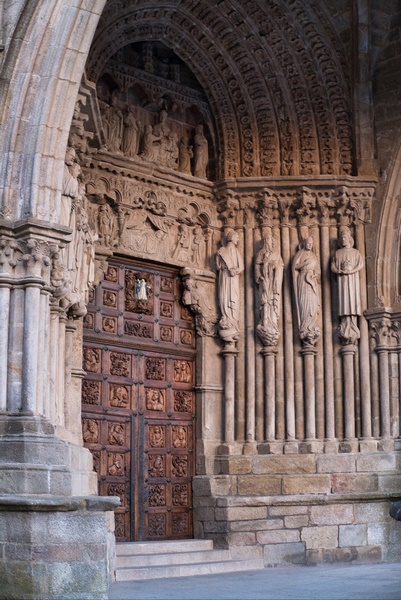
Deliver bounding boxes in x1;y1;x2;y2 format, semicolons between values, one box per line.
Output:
301;236;314;251
338;226;354;249
224;228;239;245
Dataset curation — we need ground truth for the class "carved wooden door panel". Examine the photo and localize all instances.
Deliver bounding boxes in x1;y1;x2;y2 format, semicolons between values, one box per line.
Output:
81;259;195;541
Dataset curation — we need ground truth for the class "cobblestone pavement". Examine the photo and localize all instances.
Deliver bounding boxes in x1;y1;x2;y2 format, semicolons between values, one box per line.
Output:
109;562;401;600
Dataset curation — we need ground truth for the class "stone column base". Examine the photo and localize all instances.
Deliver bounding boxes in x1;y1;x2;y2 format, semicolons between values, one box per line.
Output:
0;494;119;600
0;415;97;496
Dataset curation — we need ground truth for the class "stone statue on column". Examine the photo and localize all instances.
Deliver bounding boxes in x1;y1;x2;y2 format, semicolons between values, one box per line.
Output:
292;236;321;347
255;230;283;347
331;226;363;345
216;228;244;344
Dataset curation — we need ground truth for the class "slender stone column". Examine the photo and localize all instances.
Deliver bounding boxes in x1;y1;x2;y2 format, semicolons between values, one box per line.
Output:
0;285;10;411
64;320;75;432
377;347;391;438
355;222;372;438
262;347;277;441
369;332;380;437
319;224;335;440
244;223;256;446
22;284;42;413
302;346;317;439
49;306;62;425
36;289;50;417
341;345;356;439
221;346;238;444
57;314;67;427
280;225;295;440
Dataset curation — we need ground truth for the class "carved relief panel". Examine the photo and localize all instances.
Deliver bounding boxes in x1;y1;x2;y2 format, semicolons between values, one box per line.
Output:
82;258;195;541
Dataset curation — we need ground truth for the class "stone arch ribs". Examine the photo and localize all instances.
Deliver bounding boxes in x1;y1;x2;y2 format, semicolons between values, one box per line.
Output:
0;0;106;221
87;0;355;179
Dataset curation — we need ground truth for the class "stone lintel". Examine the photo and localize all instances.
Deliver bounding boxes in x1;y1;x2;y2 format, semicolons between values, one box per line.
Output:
0;217;72;245
0;494;120;512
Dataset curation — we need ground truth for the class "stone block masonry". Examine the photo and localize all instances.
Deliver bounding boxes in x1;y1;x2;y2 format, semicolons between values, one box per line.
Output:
0;495;119;600
192;451;401;566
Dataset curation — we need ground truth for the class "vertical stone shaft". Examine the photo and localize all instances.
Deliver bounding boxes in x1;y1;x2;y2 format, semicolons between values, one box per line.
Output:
0;286;10;411
57;315;67;427
370;335;380;437
244;224;256;442
22;285;42;413
223;349;237;444
319;225;335;439
49;308;60;424
355;223;372;438
303;349;316;439
263;348;276;441
377;348;391;438
7;288;24;412
36;290;49;416
341;346;356;439
281;225;295;440
64;321;75;431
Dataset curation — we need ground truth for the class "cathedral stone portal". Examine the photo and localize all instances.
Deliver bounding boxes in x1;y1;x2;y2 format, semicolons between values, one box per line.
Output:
1;2;401;599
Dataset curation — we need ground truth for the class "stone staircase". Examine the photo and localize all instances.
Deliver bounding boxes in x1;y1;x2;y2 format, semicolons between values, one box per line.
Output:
114;539;265;581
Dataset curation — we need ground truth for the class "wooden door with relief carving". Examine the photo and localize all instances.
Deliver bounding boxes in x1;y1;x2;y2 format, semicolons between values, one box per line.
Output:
81;258;195;542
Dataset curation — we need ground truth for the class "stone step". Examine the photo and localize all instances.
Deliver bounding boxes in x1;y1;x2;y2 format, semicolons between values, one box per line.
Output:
115;558;265;582
116;548;231;569
116;539;214;556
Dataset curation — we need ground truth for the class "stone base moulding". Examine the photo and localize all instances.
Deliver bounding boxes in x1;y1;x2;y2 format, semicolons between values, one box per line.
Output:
0;495;120;600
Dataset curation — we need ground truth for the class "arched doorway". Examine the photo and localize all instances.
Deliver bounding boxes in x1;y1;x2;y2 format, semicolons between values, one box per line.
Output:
81;257;196;541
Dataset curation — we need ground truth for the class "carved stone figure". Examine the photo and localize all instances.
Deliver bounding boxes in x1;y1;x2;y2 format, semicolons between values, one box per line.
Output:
254;232;283;346
331;226;363;345
216;229;244;342
122;105;140;157
108;96;123;153
98;204;115;247
61;147;81;272
153;109;177;167
292;237;321;346
191;226;204;267
140;124;161;161
173;223;191;261
193;124;208;179
177;136;193;174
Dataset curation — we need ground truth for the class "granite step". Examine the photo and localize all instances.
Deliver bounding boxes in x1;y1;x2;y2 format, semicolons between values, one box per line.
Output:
115;540;264;581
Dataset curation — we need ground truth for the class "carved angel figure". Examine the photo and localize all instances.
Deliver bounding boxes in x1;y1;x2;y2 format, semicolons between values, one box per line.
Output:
331;226;363;345
292;236;321;346
254;232;283;346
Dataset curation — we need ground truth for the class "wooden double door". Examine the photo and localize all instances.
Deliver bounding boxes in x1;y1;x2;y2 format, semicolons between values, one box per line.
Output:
81;258;195;542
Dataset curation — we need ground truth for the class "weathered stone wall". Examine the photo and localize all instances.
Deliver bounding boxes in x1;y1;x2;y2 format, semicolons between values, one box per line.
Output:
193;451;401;566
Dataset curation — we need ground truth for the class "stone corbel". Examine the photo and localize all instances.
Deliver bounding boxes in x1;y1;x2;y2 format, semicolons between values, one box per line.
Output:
180;267;218;337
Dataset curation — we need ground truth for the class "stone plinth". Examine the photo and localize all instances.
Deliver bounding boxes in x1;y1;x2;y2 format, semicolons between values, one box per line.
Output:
193;450;401;565
0;495;119;600
0;415;97;496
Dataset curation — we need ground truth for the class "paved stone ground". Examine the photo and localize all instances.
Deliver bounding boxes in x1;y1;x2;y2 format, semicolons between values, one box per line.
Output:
109;562;401;599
